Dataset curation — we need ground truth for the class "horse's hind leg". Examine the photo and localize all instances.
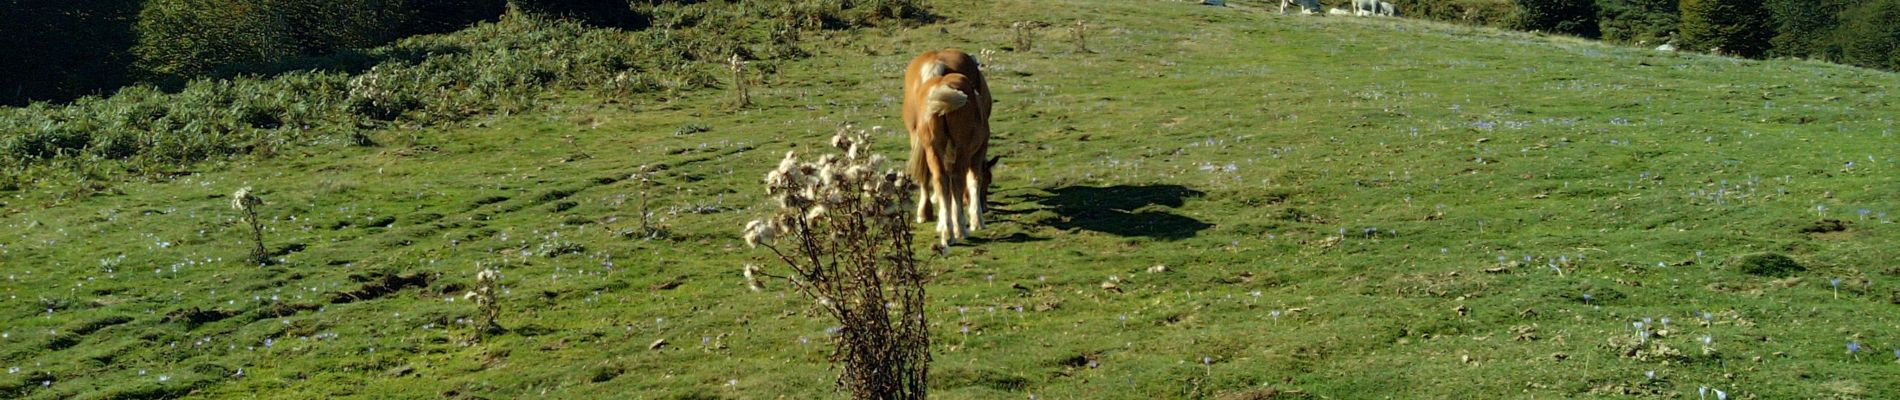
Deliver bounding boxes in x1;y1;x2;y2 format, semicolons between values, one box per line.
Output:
964;169;984;231
910;136;933;224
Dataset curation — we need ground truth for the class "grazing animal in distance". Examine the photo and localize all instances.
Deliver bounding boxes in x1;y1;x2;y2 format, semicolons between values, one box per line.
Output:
1352;0;1379;15
902;49;995;249
1378;1;1397;16
1281;0;1322;14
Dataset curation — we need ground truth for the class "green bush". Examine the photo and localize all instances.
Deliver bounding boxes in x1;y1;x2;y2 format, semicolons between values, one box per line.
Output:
133;0;501;82
1392;0;1523;29
1766;0;1845;58
1597;0;1680;44
1831;0;1900;69
1679;0;1775;57
1730;252;1804;277
511;0;648;28
1516;0;1601;38
2;1;932;186
132;0;294;81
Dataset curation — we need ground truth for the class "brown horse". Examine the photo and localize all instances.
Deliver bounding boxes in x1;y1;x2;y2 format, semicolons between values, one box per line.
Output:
902;49;996;248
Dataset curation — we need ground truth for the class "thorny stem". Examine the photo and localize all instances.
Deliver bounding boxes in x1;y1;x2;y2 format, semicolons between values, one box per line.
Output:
638;168;652;234
244;208;268;265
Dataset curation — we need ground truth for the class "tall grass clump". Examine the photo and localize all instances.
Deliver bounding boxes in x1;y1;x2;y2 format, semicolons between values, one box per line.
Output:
741;127;930;399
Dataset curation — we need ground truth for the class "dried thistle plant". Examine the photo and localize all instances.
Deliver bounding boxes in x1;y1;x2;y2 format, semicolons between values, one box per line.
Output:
637;164;655;234
1072;20;1091;53
741;126;930;399
230;187;268;265
628;164;670;240
1012;21;1040;52
729;54;752;108
464;266;502;335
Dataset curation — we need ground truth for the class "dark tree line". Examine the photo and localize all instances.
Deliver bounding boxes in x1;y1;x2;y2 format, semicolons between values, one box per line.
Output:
0;0;144;107
1508;0;1900;65
0;0;680;106
1366;0;1898;69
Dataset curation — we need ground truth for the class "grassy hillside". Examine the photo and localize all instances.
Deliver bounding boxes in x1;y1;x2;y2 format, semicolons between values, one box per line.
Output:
4;0;1898;398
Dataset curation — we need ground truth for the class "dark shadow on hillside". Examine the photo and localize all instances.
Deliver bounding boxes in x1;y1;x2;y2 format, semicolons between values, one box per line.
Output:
966;231;1049;244
1015;184;1211;241
1;0;142;106
527;1;650;30
3;2;502;105
219;43;471;83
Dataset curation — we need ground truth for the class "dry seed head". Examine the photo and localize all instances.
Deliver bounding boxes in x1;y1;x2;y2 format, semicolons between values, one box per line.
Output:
231;187;262;211
765;169;790;190
743;264;764;292
769;151;801;185
818;164;841;188
777;191;810;209
844;165;869;185
800;185;821;205
743;219;778;247
831;132;851;151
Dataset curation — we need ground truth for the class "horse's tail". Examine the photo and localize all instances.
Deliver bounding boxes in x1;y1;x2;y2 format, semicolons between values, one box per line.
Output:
924;74;971;117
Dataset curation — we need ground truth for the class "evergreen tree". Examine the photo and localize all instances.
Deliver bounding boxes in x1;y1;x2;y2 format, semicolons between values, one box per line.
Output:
1516;0;1602;38
1679;0;1775;57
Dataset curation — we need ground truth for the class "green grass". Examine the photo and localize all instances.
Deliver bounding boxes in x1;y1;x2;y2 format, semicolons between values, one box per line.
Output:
4;0;1899;398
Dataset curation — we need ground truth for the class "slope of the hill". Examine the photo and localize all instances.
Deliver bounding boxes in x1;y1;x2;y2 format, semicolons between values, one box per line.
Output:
3;0;1897;398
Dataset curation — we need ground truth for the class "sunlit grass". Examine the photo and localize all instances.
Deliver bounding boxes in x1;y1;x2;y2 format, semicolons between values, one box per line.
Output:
2;0;1897;398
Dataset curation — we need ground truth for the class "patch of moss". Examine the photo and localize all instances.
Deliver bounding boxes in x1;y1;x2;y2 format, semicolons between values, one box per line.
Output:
1731;252;1804;277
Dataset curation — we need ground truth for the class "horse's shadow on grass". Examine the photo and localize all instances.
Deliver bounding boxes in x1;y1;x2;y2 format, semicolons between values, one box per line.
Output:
990;184;1211;241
